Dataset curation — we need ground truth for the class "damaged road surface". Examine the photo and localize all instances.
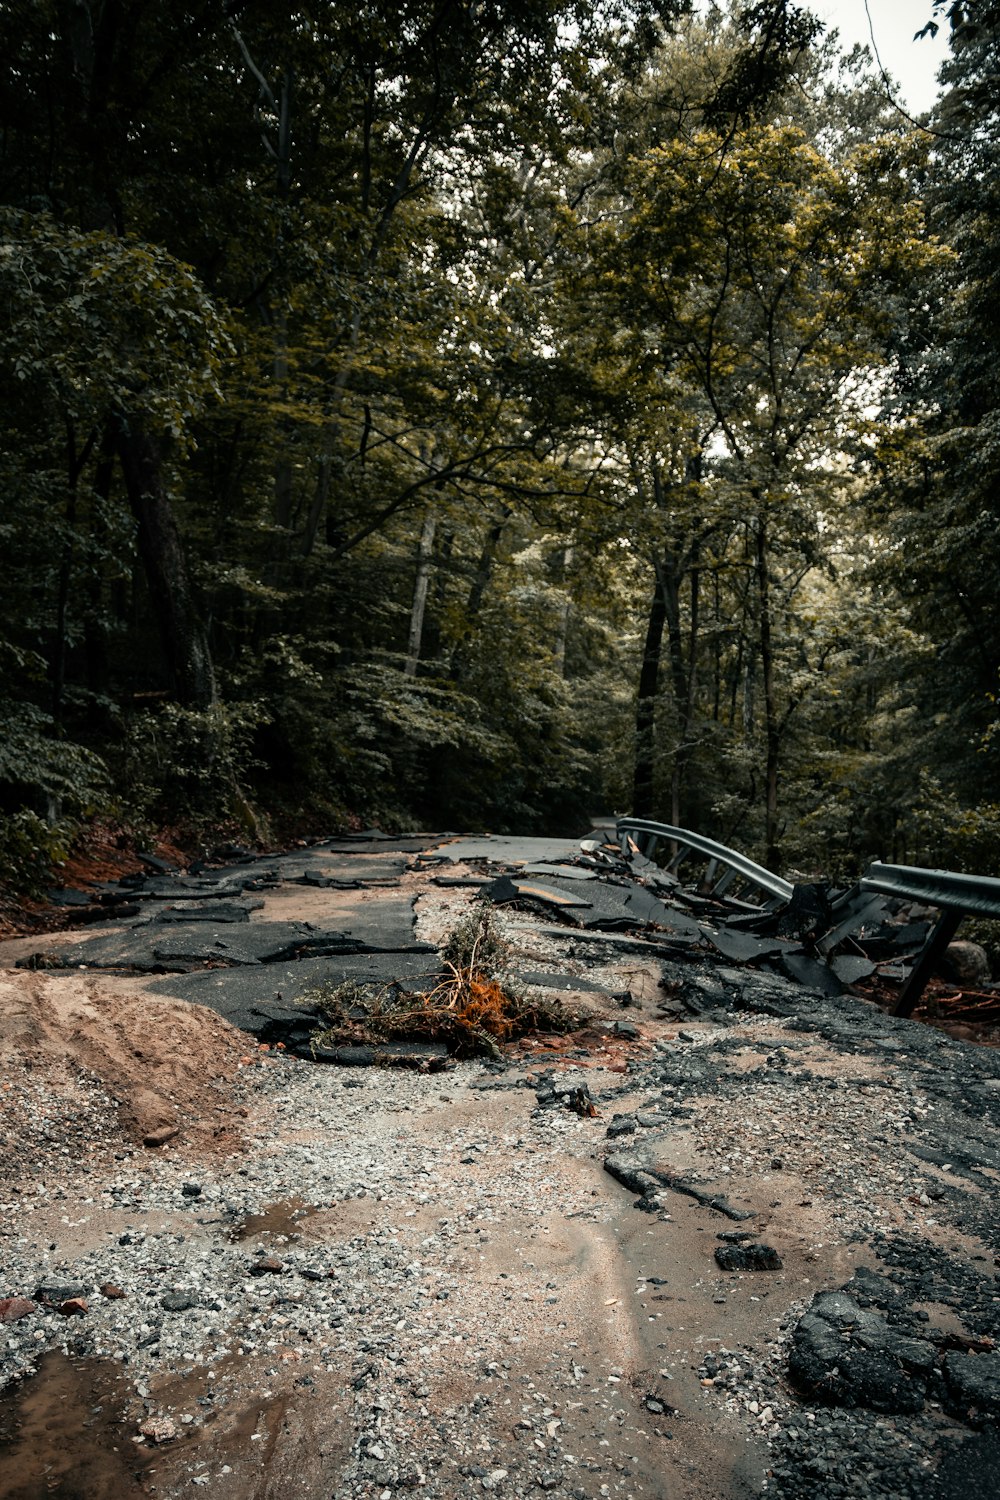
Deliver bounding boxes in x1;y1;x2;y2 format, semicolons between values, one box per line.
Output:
1;825;1000;1500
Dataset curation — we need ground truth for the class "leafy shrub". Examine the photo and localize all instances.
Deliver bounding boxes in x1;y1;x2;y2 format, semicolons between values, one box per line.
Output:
114;699;270;838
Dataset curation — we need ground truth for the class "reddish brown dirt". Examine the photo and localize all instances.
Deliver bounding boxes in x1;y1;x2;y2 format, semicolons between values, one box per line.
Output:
0;824;189;941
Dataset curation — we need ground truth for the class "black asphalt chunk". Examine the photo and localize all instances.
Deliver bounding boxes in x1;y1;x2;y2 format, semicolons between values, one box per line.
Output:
153;902;260;924
487;872;704;936
150;924;375;967
429;835;589;864
23;902;435;972
266;852;411;884
146;953;442;1034
136;851;178;874
714;1242;783;1271
831;953;878;984
319;895;436;952
777;951;846;995
700;926;799;963
515;969;612;995
522;863;600;882
140;875;264;900
483;874;593;914
604;1148;754;1220
508;920;700;957
182;864;281;889
773;881;832;940
787;1289;934;1413
45;888;94;906
943;1350;1000;1422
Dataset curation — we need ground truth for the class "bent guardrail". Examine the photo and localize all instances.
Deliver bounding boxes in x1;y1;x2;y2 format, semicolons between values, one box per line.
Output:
616;819;795;905
617;825;1000;1021
860;862;1000;1017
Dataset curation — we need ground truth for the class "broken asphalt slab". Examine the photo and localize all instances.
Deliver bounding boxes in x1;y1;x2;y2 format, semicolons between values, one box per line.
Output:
18;918;434;973
265;851;414;885
145;952;442;1041
426;834;597;864
483;872;704;936
17;898;434;973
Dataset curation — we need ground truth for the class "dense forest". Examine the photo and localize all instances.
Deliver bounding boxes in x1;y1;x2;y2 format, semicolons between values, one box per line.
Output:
1;0;998;893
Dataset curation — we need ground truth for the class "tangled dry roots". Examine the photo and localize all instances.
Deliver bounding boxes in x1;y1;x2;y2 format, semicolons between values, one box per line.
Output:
307;904;579;1058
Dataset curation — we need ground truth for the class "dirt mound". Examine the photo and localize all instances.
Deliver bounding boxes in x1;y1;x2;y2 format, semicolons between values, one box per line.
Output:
0;971;252;1175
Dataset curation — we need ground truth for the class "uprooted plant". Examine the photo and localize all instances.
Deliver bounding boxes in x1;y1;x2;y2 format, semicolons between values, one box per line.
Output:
307;903;580;1059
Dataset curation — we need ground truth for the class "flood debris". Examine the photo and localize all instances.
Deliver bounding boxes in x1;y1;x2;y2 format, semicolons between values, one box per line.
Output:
449;821;998;1030
306;906;580;1062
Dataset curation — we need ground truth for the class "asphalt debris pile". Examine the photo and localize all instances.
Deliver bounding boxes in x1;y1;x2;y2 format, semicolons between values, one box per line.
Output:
427;826;999;1028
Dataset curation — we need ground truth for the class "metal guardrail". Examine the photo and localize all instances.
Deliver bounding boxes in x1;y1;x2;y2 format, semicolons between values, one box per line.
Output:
859;861;1000;1017
860;862;1000;919
616;819;795;905
616;830;1000;1021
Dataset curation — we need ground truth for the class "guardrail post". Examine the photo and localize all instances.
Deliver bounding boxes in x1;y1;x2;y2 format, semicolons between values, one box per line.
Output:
892;909;963;1018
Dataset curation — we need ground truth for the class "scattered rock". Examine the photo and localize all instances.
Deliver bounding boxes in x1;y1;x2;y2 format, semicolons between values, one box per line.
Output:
714;1242;783;1272
248;1256;284;1276
0;1297;35;1322
34;1282;86;1306
944;941;991;987
160;1292;197;1312
143;1124;179;1148
99;1284;126;1299
58;1297;88;1317
139;1415;177;1444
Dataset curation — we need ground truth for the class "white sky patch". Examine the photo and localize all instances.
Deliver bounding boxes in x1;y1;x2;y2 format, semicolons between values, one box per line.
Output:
811;0;950;113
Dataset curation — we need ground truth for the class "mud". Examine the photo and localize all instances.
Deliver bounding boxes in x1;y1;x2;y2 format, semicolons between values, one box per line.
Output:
227;1196;320;1242
0;1352;145;1500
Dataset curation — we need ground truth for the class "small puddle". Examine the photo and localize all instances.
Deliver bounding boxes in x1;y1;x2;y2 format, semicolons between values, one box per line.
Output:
0;1351;145;1499
227;1195;318;1242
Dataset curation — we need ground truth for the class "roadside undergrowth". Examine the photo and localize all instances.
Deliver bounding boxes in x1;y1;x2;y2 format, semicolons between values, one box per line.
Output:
307;904;580;1059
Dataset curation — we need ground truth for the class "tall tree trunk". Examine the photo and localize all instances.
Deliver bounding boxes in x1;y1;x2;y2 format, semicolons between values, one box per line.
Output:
450;509;511;681
633;565;666;818
84;429;115;700
661;552;696;827
114;419;217;709
712;572;722;723
404;510;437;677
465;510;510;621
553;544;574;678
272;307;294;531
755;513;781;871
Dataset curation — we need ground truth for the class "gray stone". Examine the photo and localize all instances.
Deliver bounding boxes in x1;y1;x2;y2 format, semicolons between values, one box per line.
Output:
945;941;991;986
